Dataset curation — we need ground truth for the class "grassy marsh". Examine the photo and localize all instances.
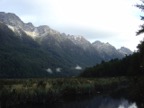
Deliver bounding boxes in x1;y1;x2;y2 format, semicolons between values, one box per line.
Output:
0;77;129;107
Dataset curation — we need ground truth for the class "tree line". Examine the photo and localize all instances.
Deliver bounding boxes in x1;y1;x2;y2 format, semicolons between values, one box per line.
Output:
80;1;144;78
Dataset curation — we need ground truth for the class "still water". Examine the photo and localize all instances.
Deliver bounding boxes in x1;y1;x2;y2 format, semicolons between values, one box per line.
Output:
57;96;137;108
19;96;138;108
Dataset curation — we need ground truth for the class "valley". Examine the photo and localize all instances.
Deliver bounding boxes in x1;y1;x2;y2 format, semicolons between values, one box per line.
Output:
0;12;144;108
0;12;132;77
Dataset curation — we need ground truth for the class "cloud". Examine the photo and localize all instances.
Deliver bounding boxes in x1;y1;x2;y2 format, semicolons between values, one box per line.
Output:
56;68;61;72
0;0;143;51
46;68;53;74
75;65;82;70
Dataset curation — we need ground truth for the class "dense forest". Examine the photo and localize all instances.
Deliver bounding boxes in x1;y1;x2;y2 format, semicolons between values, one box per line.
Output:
80;50;143;77
0;23;73;78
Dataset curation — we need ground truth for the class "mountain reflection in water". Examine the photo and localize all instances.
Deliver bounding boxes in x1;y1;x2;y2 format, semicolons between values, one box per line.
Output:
59;96;137;108
17;96;137;108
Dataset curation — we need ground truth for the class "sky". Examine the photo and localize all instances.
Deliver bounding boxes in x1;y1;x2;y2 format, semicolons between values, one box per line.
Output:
0;0;144;51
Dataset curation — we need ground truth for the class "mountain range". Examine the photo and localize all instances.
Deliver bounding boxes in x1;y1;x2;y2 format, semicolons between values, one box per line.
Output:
0;12;133;77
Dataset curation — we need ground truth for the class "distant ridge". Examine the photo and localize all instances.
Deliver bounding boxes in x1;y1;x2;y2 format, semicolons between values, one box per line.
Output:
0;12;133;77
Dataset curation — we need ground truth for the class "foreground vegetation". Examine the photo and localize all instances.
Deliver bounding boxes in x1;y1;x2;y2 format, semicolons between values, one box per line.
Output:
0;77;131;107
0;77;144;107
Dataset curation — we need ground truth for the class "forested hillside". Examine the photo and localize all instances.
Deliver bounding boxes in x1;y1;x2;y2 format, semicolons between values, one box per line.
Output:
0;12;132;78
80;52;142;77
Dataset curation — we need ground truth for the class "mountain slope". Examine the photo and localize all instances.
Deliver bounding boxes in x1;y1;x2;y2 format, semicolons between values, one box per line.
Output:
0;12;132;77
92;41;124;60
0;22;85;77
118;47;133;56
0;22;49;77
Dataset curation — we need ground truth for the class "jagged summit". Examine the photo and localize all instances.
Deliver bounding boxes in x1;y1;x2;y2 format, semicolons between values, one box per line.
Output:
0;12;133;57
92;41;123;60
67;35;88;43
118;47;133;55
0;12;133;77
0;12;91;45
0;12;23;26
92;41;116;51
0;12;56;38
68;35;84;41
0;12;133;56
0;12;36;37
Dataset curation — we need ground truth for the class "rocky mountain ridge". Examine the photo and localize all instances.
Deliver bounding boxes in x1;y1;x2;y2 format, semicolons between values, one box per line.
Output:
0;12;132;56
0;12;133;77
118;47;133;55
92;41;133;60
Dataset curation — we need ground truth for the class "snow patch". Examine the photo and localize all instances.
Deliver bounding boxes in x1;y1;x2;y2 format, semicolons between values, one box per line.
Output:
7;25;15;32
25;31;38;38
7;25;38;38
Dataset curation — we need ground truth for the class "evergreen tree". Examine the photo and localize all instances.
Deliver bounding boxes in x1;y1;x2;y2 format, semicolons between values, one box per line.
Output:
136;1;144;35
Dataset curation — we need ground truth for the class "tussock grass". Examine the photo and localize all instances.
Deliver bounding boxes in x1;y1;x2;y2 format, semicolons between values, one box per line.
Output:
0;77;127;107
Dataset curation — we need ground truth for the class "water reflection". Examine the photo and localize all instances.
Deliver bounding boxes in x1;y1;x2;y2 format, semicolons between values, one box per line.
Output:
118;101;137;108
59;96;137;108
14;96;138;108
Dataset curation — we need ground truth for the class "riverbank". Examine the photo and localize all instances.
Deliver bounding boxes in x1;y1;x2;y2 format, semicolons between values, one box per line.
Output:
0;77;143;107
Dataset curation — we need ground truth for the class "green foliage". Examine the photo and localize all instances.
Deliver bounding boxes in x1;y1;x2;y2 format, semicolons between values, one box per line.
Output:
0;78;127;107
0;22;101;78
136;1;144;35
0;23;79;77
0;77;144;107
80;52;143;77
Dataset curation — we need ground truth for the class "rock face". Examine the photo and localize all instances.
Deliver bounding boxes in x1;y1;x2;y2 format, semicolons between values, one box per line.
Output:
92;41;124;60
118;47;133;56
0;12;133;77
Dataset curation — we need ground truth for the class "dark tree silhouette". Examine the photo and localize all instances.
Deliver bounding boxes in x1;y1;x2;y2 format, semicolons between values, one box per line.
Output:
136;1;144;35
